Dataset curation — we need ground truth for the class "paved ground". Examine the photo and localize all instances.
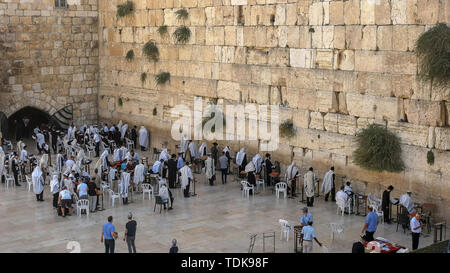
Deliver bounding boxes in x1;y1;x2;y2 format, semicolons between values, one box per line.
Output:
0;140;445;253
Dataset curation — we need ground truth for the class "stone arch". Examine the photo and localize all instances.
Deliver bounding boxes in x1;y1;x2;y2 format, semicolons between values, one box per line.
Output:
2;93;62;119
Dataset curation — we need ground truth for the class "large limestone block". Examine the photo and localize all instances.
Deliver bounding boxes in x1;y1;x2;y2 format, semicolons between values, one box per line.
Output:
377;26;393;51
286;3;298;25
329;1;344;25
407;25;425;51
417;0;439;24
435;127;450;150
375;0;391;24
354;51;384;73
333;26;346;49
361;26;377;50
404;99;445;127
360;0;376;25
346;93;402;121
344;0;360;25
299;26;312;49
293;109;310;129
392;74;415;99
356;72;393;97
275;4;286;26
392;25;408;51
290;49;314;69
337;114;357;135
309;2;324;25
309;111;325;130
314;49;334;69
345;25;362;49
324;112;338;133
268;48;289;67
391;0;407;24
287;26;300;48
387;121;429;147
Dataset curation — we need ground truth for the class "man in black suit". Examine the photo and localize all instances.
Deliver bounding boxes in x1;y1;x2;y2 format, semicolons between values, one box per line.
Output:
382;185;394;224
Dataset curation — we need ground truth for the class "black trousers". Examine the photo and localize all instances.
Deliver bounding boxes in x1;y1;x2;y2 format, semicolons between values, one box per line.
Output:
382;205;390;222
184;182;190;197
365;231;375;242
95;142;100;157
325;186;336;201
104;239;115;253
13;171;19;185
306;196;314;207
36;191;43;201
53;192;59;208
221;169;227;184
52;141;57;153
412;233;420;250
126;236;136;253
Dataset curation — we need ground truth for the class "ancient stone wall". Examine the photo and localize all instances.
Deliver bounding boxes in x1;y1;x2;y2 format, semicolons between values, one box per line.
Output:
0;0;99;125
98;0;450;220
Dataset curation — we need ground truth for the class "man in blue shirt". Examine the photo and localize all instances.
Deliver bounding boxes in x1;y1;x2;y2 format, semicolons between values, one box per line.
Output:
361;206;378;242
300;207;313;227
218;152;228;184
301;221;322;253
101;216;118;253
177;153;184;170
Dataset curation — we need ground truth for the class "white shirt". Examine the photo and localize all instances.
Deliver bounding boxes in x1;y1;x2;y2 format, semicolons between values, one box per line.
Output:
103;126;109;133
20;149;28;162
94;133;100;143
65;160;75;172
59;189;71;200
410;217;421;233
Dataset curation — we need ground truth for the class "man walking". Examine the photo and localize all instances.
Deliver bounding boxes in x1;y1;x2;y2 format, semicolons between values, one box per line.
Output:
322;166;335;202
124;212;137;253
101;216;118;253
411;213;424;250
301;221;322;253
361;206;378;242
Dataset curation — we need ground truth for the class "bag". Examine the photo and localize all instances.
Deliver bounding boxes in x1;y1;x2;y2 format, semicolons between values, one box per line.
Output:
212;174;216;181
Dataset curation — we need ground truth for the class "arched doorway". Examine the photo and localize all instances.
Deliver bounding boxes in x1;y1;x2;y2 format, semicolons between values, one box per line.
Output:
6;106;62;141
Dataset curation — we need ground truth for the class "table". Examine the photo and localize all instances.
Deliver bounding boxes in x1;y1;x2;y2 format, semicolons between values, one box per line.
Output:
433;222;447;243
269;172;280;193
355;194;368;216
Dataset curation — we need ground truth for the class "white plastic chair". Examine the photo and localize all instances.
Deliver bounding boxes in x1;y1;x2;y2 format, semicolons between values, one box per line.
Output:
256;178;265;192
241;181;254;199
26;175;32;191
87;145;96;158
76;199;90;217
108;189;121;207
330;223;345;241
275;182;287;199
102;142;111;154
336;196;351;216
142;183;153;200
125;138;134;150
101;182;110;193
373;205;384;224
5;174;15;189
278;219;292;241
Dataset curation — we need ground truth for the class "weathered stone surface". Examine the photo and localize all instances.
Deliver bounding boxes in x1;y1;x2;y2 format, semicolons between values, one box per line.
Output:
404;99;444;127
435;127;450;150
290;49;314;68
310;111;325;131
346;93;402;121
388;121;429;147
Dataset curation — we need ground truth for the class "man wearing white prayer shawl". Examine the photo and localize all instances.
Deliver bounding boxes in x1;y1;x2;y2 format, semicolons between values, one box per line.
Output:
198;142;207;158
159;182;173;210
39;154;49;175
50;174;60;208
304;167;316;207
180;162;193;198
133;164;145;191
285;162;299;197
152;159;164;176
113;148;121;162
67;126;73;141
188;141;198;163
100;150;109;172
223;146;231;174
65;157;75;174
244;161;256;195
117;120;123;130
252;154;262;174
71;126;76;141
400;191;415;215
121;124;128;139
159;148;169;162
180;137;188;159
138;126;149;151
32;164;45;201
235;148;247;177
204;154;215;186
36;131;45;154
321;166;336;202
120;171;131;204
108;167;118;192
0;149;5;177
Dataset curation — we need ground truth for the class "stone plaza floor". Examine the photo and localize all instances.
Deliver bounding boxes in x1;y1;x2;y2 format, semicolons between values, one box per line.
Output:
0;142;446;253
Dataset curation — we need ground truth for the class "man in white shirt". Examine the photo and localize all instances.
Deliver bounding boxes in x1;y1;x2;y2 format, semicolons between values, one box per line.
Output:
36;131;45;154
159;182;173;210
50;174;60;208
77;179;88;200
411;213;424;250
94;132;101;157
65;156;75;173
58;186;73;217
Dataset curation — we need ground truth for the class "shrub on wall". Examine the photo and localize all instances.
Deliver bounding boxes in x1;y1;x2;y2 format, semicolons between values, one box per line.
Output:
157;25;168;36
415;24;450;87
155;72;170;85
140;72;147;84
125;50;134;62
173;26;191;44
353;124;405;173
175;9;189;21
427;150;435;165
142;40;159;61
279;120;296;138
117;1;135;18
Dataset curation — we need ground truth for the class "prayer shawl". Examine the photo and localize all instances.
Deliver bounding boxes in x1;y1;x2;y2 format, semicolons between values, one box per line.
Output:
321;170;334;195
113;148;121;162
50;174;59;194
133;164;145;185
72;161;81;174
117;120;123;130
285;162;299;184
108;167;117;184
33;127;39;136
180;165;193;190
138;126;149;148
119;172;130;198
120;147;128;159
223;146;230;153
8;153;14;174
336;190;348;204
159;148;169;162
152;160;163;175
180;137;188;155
17;140;24;155
188;142;198;159
204;156;215;180
67;126;73;140
39;154;48;169
36;133;45;149
65;159;75;174
252;154;262;173
198;142;207;157
32;166;44;195
245;161;256;173
236;148;246;166
0;150;5;175
304;170;315;198
93;158;101;174
100;150;109;171
400;193;415;214
76;149;86;163
159;184;169;202
71;126;76;140
121;124;128;139
20;149;28;162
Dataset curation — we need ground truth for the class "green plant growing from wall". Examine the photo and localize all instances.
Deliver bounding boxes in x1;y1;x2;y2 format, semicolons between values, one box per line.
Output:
155;72;170;85
353;124;405;173
173;26;191;44
118;97;123;107
175;9;189;21
125;49;134;62
140;72;147;84
153;107;157;116
142;40;159;61
157;25;168;36
279;120;296;138
427;150;435;165
117;1;135;18
415;24;450;87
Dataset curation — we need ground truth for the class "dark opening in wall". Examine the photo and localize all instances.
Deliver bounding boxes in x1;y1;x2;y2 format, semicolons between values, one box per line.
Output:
237;6;244;25
55;0;67;8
